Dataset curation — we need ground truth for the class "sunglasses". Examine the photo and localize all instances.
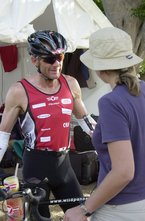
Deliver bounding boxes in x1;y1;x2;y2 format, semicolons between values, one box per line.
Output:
41;54;64;64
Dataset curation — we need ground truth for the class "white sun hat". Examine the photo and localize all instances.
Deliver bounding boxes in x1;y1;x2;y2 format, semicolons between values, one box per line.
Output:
80;27;143;71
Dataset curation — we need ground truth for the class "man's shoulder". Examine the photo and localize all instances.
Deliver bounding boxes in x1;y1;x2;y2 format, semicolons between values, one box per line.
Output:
62;73;74;80
62;73;78;84
7;81;26;98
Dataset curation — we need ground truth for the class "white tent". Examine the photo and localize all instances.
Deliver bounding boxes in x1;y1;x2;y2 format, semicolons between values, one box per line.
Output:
0;0;112;114
0;0;50;44
0;0;112;49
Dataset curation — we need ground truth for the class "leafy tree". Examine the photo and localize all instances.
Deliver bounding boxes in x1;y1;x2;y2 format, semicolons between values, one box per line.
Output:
132;0;145;18
93;0;145;76
93;0;104;13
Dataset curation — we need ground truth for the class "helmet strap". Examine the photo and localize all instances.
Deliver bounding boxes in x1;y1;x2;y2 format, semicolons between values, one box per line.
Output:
37;65;53;81
40;72;52;81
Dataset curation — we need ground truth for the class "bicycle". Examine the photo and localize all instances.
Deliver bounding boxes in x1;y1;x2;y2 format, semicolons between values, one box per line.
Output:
0;176;87;221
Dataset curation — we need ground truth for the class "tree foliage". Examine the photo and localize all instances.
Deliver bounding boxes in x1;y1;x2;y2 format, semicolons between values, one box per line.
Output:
132;0;145;18
93;0;104;13
93;0;145;19
93;0;145;76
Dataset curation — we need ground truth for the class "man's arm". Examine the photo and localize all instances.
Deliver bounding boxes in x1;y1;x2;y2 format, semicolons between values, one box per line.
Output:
0;82;26;161
65;75;96;134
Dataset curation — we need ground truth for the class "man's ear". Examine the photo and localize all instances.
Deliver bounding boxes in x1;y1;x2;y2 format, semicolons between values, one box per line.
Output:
31;56;39;66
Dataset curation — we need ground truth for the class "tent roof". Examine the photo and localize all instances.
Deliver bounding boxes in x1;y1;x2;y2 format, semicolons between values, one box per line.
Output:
0;0;113;52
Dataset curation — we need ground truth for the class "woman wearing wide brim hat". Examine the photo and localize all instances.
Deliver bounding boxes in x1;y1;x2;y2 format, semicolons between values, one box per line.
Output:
64;27;145;221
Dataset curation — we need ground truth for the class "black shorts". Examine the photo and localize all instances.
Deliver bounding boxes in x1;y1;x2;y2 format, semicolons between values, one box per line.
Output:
22;148;83;217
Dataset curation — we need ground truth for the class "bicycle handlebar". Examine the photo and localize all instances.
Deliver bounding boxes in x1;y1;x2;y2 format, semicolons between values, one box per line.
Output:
0;177;88;221
0;186;87;205
0;186;87;221
23;187;46;204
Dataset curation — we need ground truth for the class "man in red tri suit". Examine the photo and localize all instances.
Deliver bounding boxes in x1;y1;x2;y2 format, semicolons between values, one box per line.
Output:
0;30;96;219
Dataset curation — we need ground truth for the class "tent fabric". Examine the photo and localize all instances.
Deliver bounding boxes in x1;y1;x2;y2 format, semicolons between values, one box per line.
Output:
0;0;51;44
52;0;113;51
0;0;113;51
76;0;113;28
0;45;18;72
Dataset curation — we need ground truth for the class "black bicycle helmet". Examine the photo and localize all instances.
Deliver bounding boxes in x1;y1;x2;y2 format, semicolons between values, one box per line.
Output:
27;30;68;57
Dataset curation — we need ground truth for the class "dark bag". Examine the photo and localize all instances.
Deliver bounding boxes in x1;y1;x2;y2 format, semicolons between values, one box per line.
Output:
69;150;99;185
74;126;95;152
73;114;98;152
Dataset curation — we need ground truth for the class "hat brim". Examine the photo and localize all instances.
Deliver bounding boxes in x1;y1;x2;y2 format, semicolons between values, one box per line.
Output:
80;49;143;71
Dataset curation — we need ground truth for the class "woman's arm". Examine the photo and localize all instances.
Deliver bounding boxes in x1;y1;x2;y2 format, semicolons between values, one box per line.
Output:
64;140;135;221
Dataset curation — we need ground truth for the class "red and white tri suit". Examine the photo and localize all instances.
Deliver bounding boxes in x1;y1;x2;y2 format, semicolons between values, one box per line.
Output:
19;74;73;151
18;74;83;218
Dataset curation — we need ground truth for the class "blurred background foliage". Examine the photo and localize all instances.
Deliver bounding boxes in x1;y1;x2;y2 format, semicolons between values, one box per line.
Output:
131;0;145;18
93;0;104;13
93;0;145;76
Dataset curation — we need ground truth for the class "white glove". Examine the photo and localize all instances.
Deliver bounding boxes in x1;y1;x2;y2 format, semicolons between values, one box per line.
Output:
0;131;11;162
77;115;97;135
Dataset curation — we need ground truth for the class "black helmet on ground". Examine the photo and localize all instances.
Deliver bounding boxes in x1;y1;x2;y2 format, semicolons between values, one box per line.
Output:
27;30;68;57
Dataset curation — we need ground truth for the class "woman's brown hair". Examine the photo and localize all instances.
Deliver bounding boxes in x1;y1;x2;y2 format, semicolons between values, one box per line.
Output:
116;67;140;96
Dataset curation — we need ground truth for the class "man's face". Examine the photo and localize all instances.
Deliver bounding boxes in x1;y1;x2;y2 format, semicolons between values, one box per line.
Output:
40;53;64;79
33;51;64;80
